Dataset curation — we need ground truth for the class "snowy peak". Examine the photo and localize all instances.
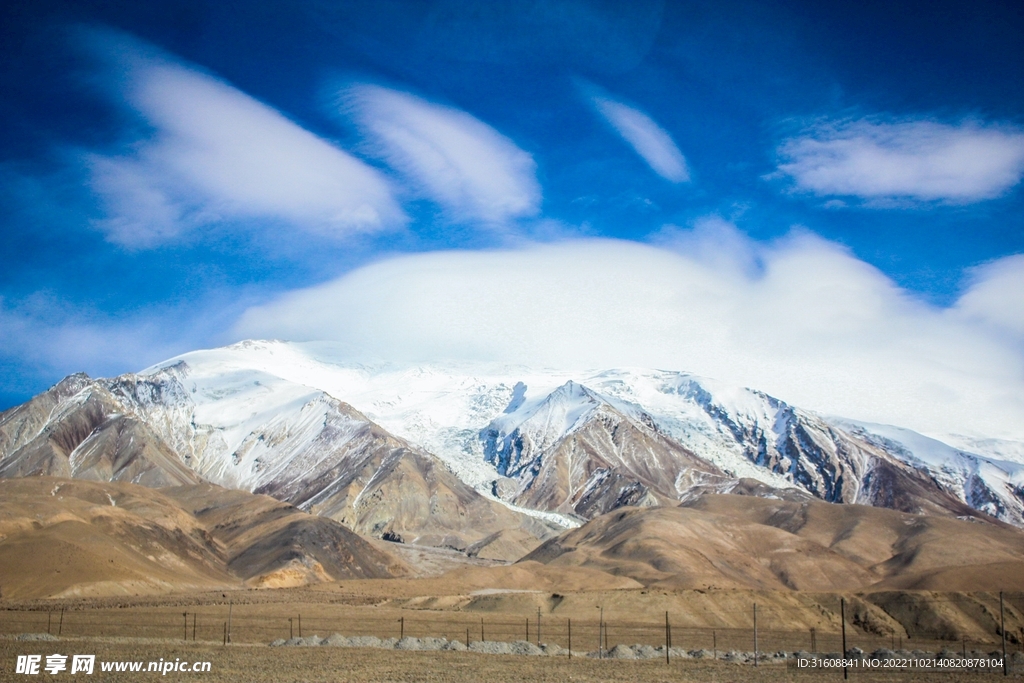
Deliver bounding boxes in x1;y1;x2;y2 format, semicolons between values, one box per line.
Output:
484;380;613;476
480;379;728;518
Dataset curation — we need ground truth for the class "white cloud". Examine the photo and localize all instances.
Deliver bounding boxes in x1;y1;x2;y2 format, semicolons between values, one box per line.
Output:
590;95;690;182
776;118;1024;203
953;254;1024;339
343;84;541;225
234;231;1024;443
87;37;404;247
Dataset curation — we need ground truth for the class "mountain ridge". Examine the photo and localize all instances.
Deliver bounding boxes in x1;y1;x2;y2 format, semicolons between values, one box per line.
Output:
3;339;1022;545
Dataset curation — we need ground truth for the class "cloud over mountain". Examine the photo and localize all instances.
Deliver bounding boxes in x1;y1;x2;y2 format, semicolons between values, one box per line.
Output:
234;226;1024;443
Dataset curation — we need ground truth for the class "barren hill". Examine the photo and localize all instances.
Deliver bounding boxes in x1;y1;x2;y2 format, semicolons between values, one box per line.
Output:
523;493;1024;592
0;478;406;599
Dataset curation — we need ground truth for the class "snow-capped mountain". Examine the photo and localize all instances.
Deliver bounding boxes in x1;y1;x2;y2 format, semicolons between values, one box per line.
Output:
136;340;1023;525
0;354;563;555
833;419;1024;525
3;339;1023;540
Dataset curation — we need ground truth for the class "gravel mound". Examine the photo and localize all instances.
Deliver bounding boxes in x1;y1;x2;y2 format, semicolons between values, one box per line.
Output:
507;641;544;656
443;640;467;651
279;636;322;646
17;633;59;641
269;639;286;647
607;644;635;659
322;634;349;647
349;636;384;648
468;640;544;656
632;645;660;659
469;640;513;655
722;650;750;662
395;637;450;651
688;648;714;659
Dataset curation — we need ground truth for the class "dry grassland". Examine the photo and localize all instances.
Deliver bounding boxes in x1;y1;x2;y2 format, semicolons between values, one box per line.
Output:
1;637;1015;683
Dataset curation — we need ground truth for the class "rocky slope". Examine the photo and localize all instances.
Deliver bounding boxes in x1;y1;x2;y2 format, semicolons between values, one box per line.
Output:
0;374;200;487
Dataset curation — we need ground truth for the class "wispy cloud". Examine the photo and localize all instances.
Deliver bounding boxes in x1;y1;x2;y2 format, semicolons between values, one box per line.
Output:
589;91;690;182
85;33;404;248
234;231;1024;443
775;118;1024;204
342;84;541;226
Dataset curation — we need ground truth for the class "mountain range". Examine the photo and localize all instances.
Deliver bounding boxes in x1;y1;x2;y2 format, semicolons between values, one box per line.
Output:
2;338;1024;591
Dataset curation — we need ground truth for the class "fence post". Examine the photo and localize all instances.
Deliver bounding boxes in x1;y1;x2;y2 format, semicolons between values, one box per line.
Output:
753;602;758;667
192;613;197;641
480;617;484;642
58;608;64;636
47;612;51;634
289;618;293;640
537;607;541;645
222;622;227;646
400;616;404;640
184;612;188;641
568;618;572;659
665;612;671;664
526;617;529;642
1001;592;1007;676
227;600;232;644
841;598;848;680
713;629;717;660
298;614;302;638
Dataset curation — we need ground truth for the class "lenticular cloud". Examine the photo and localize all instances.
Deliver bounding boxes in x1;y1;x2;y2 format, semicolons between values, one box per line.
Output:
776;118;1024;203
234;229;1024;443
86;34;404;247
343;84;542;225
591;95;690;183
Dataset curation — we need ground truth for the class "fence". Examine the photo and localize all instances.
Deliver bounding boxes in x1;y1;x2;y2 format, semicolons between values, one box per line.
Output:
2;592;1023;671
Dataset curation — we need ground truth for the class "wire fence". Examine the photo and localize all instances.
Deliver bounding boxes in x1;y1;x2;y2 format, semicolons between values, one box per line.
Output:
2;592;1023;672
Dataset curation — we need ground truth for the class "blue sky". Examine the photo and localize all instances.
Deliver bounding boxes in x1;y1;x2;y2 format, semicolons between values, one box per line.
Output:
1;0;1023;438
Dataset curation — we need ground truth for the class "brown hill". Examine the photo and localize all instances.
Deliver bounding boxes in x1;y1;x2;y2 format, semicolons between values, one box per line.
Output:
0;478;406;599
522;493;1024;592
